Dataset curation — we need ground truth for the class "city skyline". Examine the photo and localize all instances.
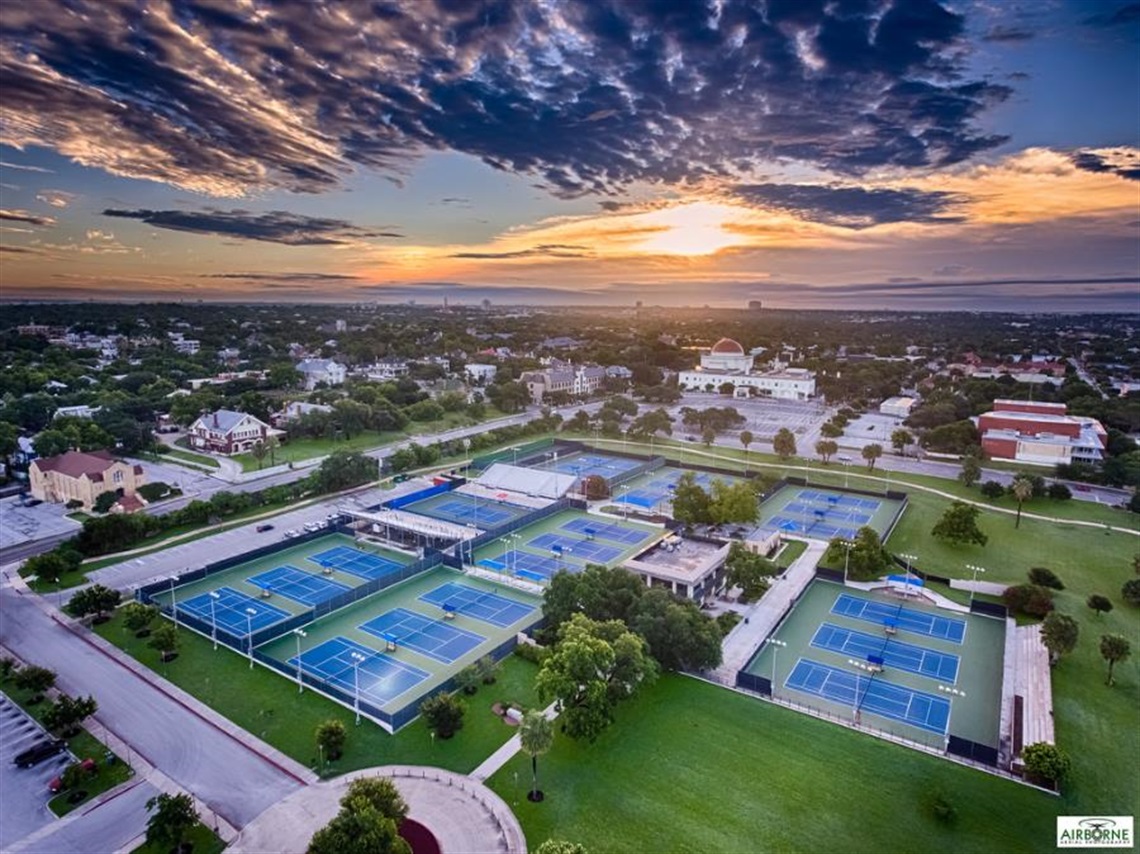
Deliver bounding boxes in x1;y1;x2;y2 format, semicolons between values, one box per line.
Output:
1;0;1138;309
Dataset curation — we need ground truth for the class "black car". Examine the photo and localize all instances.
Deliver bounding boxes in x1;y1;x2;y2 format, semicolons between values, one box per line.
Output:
255;523;275;532
13;739;66;768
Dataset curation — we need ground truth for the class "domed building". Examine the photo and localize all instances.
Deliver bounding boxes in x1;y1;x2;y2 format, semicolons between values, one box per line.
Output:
701;338;754;373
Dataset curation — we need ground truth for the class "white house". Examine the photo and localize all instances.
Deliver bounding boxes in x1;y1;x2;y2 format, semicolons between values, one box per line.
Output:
677;337;816;401
53;405;101;421
464;363;498;383
296;358;347;390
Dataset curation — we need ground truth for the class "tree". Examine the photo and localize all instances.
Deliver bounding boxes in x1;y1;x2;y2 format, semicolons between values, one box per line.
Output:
700;426;716;447
629;588;723;671
707;479;758;524
250;441;269;470
820;422;844;439
1047;482;1071;501
891;429;913;455
931;501;988;547
43;694;97;736
314;451;379;493
1010;474;1034;529
316;719;347;761
536;614;657;742
773;428;796;461
739;429;753;472
1039;613;1079;665
979;480;1005;499
725;541;779;602
1122;578;1140;606
420;692;465;738
21;551;73;584
519;710;555;802
144;793;198;852
1002;584;1055;618
67;584;122;620
339;777;408;824
670;472;711;524
815;439;838;464
958;454;982;488
92;491;120;514
1087;594;1113;618
476;655;499;685
13;665;56;696
265;434;281;466
1021;742;1071;787
455;665;480;695
1027;567;1064;590
861;443;883;471
308;784;411;854
121;602;159;634
1099;634;1131;686
541;565;647;635
149;622;179;659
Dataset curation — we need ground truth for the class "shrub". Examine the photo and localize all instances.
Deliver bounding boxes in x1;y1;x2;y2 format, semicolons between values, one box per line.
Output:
1002;584;1055;618
925;790;958;826
1022;742;1071;787
455;665;480;695
65;499;83;510
980;480;1005;499
137;482;171;502
316;719;347;761
716;611;743;637
1047;482;1071;501
420;692;465;738
92;491;119;514
1027;567;1065;590
513;643;549;665
1123;578;1140;606
476;655;499;685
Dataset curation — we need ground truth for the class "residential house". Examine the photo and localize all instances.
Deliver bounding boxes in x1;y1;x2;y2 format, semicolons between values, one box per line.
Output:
53;405;101;421
520;364;606;404
272;401;333;428
187;409;284;455
464;363;498;383
296;358;347;390
29;449;145;511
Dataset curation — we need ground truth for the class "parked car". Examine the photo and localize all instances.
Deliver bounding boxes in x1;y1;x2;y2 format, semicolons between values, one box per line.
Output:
303;521;323;533
13;739;66;768
255;523;275;533
48;758;96;792
283;529;300;539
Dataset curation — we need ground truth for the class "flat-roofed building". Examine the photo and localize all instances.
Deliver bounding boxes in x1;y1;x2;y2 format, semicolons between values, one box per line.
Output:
977;399;1107;466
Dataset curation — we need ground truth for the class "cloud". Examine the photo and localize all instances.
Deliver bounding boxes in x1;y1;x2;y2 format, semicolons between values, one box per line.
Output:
200;272;363;281
1083;3;1140;27
727;184;964;229
450;243;591;260
0;0;1012;197
1069;148;1140;181
0;244;42;254
0;159;52;173
982;26;1036;42
101;208;402;245
932;264;971;277
0;208;56;226
35;190;74;208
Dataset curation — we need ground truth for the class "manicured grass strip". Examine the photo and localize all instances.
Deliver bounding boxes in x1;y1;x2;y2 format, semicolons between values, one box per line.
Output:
488;675;1057;854
93;611;541;777
774;539;808;568
150;448;219;469
131;822;226;854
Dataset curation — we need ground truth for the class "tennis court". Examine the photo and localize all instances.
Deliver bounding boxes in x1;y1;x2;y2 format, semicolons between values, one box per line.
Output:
532;451;642;480
246;565;351;607
755;484;904;542
783;501;872;525
811;623;960;682
403;492;529;528
614;468;737;509
178;587;289;635
832;593;967;644
527;532;624;563
419;581;537;628
358;608;486;665
478;552;574;582
288;635;430;705
560;517;651;545
310;545;406;581
785;658;951;734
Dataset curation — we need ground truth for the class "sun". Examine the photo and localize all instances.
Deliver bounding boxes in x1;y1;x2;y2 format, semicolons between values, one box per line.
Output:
635;201;745;256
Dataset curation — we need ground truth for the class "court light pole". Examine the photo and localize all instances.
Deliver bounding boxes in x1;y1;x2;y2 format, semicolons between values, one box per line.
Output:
839;539;855;585
245;608;257;669
900;553;918;597
293;628;307;694
767;638;787;695
208;591;220;650
350;651;366;726
966;563;986;607
168;576;180;629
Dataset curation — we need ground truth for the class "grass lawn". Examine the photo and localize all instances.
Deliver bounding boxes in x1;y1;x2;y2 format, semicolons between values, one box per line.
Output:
152;447;219;469
487;675;1059;854
233;430;405;472
93;611;541;777
0;683;130;817
774;539;808;568
131;822;226;854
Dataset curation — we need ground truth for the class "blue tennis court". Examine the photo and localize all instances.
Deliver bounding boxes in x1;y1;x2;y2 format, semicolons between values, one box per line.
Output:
784;501;873;525
359;608;485;664
811;623;960;682
288;636;429;705
527;532;623;563
832;593;967;644
615;470;726;509
309;545;406;581
767;514;859;541
798;489;882;511
478;550;577;581
246;565;351;607
560;517;651;545
407;495;520;528
536;452;642;480
419;581;537;628
785;658;951;734
177;587;289;635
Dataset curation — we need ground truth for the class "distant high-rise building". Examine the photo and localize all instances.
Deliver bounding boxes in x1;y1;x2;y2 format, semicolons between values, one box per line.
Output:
482;298;492;310
636;300;643;309
748;300;763;311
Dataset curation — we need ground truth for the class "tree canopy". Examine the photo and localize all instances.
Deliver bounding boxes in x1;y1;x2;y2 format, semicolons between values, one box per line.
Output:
930;502;988;547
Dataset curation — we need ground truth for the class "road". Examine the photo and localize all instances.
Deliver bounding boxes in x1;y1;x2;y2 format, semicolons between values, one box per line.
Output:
7;778;159;854
0;588;303;829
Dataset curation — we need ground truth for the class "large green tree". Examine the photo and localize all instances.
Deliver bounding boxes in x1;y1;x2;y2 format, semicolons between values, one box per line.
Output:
1100;634;1131;686
1087;594;1113;618
542;565;646;635
536;614;657;742
773;428;796;461
725;542;779;602
519;710;555;802
314;451;379;493
629;589;722;672
958;452;983;488
707;479;758;524
144;793;199;852
670;472;711;524
308;778;411;854
861;443;883;471
930;502;988;547
815;439;838;464
1039;613;1079;666
67;584;122;620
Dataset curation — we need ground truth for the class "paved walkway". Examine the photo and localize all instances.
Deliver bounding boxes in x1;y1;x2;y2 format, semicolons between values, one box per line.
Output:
469;702;559;782
712;537;826;685
229;766;525;854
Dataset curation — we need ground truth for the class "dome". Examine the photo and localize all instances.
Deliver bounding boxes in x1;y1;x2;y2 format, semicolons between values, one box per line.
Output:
710;337;744;355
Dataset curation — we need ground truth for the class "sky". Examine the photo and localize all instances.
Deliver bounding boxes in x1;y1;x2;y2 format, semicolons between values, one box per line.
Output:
0;0;1138;310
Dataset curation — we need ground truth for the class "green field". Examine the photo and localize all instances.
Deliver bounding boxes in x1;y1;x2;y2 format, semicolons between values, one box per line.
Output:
487;675;1058;854
233;430;405;472
94;611;542;775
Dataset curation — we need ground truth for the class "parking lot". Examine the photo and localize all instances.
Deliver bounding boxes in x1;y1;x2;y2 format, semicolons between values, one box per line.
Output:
0;692;71;850
0;497;82;553
666;393;834;453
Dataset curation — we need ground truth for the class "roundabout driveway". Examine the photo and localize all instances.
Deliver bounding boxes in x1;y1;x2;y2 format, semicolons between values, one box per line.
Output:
229;765;525;854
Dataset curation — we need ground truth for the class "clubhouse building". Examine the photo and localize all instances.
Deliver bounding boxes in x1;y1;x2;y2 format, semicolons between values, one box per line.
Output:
677;338;816;401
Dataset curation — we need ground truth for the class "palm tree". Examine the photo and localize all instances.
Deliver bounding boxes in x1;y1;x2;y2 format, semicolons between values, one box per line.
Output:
815;439;837;464
1010;475;1033;529
1099;633;1131;686
519;710;554;802
739;430;753;473
861;443;882;471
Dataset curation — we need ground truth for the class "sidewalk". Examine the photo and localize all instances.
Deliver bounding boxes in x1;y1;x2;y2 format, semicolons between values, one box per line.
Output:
469;701;559;783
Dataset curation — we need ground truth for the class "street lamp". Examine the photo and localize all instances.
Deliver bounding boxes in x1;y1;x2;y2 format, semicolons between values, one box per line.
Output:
838;539;856;584
168;576;180;629
293;628;307;694
350;651;366;725
245;608;257;669
208;591;220;650
767;638;787;695
966;563;986;607
900;553;918;598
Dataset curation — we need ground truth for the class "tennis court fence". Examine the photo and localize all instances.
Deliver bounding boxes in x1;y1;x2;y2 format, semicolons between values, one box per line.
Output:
604;454;666;488
470;437;555;471
451;496;576;561
383;479;463;510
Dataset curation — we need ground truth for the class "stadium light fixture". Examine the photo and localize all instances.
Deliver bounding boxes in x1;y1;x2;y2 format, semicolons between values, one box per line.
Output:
767;638;787;693
293;629;308;694
965;564;986;607
838;539;856;584
350;651;367;725
208;590;220;650
168;576;180;629
245;608;257;669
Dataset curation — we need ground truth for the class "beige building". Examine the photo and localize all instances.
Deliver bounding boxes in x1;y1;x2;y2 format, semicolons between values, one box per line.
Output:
29;449;146;511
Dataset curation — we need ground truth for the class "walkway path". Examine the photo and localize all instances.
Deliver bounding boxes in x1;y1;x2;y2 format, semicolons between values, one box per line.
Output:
229;765;525;854
469;701;559;783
